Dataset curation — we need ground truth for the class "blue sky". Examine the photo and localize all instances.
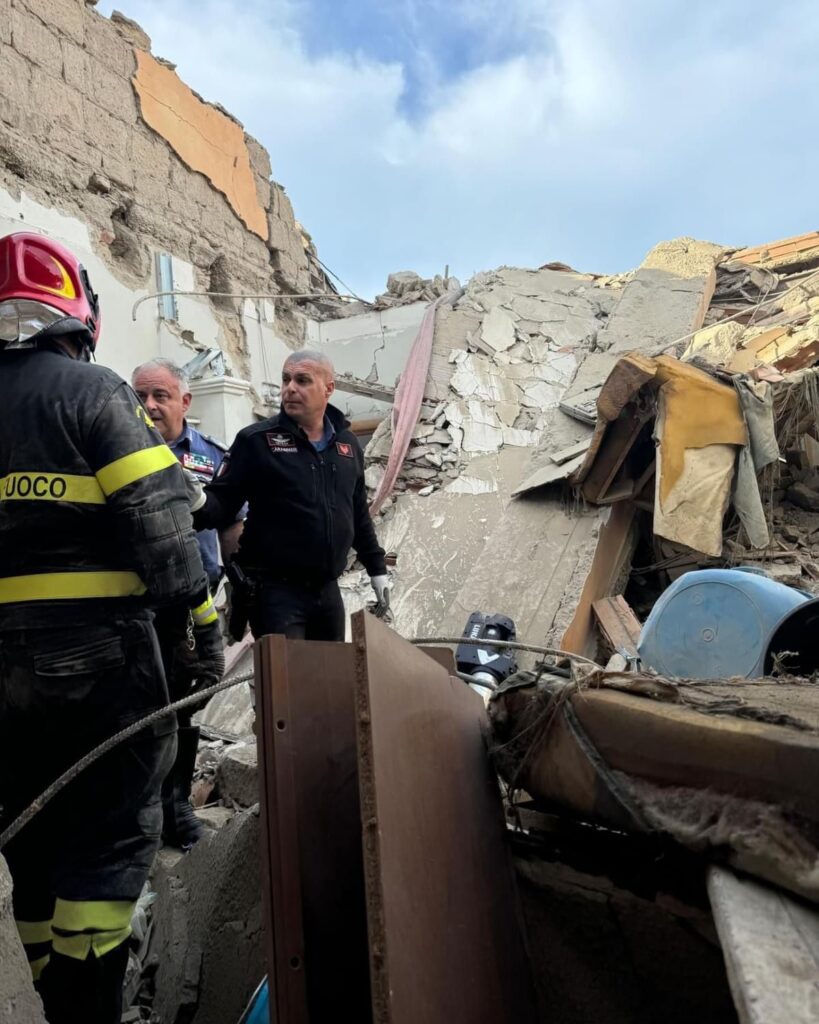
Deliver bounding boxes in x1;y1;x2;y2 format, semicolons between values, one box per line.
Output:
100;0;819;299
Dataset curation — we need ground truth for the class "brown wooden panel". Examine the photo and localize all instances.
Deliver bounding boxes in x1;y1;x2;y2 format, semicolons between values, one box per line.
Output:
256;637;371;1024
352;612;537;1024
593;595;642;657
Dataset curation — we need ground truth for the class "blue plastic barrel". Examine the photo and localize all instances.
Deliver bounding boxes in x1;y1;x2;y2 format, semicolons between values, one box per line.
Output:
638;568;810;679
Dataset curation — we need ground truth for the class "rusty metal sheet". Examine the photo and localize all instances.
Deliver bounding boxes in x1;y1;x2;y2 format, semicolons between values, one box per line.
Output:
352;612;537;1024
255;637;372;1024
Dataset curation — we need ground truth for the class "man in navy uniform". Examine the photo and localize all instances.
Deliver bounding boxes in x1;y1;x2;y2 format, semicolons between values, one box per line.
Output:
132;358;243;591
193;350;390;642
132;357;243;847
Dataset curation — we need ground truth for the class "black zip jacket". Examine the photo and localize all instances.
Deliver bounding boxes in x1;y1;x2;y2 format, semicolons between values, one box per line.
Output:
0;348;209;629
194;404;386;582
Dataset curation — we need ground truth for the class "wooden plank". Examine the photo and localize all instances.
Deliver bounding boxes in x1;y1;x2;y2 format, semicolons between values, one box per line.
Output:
561;500;637;658
592;595;642;657
734;231;819;265
352;612;537;1024
708;866;819;1024
571;688;819;821
551;438;592;465
256;638;372;1023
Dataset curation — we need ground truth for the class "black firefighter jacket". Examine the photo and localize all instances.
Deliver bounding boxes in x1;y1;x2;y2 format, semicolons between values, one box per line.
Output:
194;404;387;583
0;348;210;630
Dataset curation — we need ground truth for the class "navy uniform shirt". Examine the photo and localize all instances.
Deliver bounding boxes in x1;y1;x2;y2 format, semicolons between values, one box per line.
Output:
169;421;243;589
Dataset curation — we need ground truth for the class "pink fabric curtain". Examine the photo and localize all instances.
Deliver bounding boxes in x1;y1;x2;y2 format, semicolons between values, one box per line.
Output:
369;295;447;515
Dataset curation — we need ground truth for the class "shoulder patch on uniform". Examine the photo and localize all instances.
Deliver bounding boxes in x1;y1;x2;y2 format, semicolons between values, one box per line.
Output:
335;441;354;458
201;433;229;452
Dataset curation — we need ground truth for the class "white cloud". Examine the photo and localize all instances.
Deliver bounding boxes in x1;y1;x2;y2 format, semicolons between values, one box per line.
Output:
101;0;819;298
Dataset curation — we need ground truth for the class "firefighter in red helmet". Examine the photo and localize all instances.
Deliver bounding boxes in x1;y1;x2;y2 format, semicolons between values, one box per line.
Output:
0;232;223;1024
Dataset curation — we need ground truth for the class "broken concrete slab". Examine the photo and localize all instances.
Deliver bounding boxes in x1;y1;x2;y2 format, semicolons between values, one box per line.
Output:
0;855;46;1023
480;305;518;352
151;807;263;1024
216;741;258;807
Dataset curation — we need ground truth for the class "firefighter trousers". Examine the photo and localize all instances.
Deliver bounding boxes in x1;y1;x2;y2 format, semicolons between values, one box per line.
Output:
0;615;176;1024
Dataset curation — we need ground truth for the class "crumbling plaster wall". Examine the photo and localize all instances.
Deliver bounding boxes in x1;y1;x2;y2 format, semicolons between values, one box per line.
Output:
305;300;428;421
0;0;324;437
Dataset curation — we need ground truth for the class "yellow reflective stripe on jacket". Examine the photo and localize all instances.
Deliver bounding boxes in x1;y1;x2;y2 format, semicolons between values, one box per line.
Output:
0;472;105;504
16;919;53;945
0;571;146;604
52;899;133;960
29;954;50;981
96;444;178;497
192;594;217;627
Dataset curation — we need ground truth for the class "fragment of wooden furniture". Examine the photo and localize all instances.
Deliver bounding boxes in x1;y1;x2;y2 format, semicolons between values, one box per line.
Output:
592;595;642;658
352;612;537;1024
708;866;819;1024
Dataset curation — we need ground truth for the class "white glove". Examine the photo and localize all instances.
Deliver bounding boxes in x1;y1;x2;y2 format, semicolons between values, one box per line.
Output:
181;467;206;512
370;574;390;615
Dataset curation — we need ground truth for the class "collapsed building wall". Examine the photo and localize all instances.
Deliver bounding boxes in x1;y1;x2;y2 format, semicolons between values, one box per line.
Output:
0;0;331;435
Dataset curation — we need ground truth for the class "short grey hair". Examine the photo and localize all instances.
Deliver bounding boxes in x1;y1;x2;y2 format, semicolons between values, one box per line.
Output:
132;357;190;392
283;349;335;381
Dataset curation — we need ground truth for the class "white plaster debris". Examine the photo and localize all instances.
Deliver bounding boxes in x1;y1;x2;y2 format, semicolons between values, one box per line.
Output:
445;476;499;495
480;305;518;352
363;258;615;498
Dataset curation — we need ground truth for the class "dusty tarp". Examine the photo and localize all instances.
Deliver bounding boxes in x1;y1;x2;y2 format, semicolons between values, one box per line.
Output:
490;670;819;903
652;357;747;556
732;379;779;549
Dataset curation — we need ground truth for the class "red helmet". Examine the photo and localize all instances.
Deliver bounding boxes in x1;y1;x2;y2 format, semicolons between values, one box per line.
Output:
0;232;101;351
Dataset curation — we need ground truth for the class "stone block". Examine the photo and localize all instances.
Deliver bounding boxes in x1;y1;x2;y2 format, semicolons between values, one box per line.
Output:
19;0;84;45
29;65;83;128
11;6;62;69
0;44;30;107
270;181;296;228
167;188;202;230
151;808;264;1024
170;159;213;207
0;855;47;1022
83;97;129;162
90;59;137;123
0;0;11;44
84;13;134;77
51;124;102;169
101;150;133;189
127;199;194;254
110;9;150;50
253;171;270;213
134;165;172;205
0;94;28;131
130;128;171;181
216;741;258;807
245;134;271;181
61;37;89;92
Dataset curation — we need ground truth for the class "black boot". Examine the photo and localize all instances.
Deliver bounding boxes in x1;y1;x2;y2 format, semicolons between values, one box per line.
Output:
39;942;130;1024
162;725;204;850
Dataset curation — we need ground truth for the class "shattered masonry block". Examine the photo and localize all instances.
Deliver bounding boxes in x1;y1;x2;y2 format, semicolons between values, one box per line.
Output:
216;741;258;807
0;855;47;1022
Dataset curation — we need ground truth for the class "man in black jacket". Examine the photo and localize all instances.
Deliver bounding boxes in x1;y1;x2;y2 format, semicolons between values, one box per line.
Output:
195;350;388;641
0;231;222;1024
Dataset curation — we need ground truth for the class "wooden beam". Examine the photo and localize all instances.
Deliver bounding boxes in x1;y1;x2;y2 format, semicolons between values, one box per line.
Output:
708;866;819;1024
592;595;642;658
